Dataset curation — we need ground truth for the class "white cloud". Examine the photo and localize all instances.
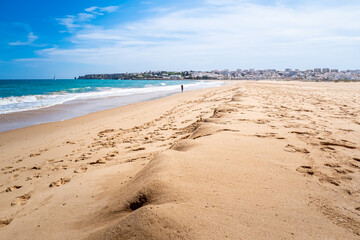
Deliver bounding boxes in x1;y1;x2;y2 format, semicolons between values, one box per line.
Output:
78;13;96;21
40;1;360;70
99;6;118;13
14;58;56;62
9;32;39;46
57;6;118;31
84;6;118;14
85;6;98;12
56;15;79;29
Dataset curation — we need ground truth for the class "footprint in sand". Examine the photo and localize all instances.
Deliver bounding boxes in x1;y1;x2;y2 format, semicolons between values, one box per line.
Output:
31;173;41;179
106;151;118;158
1;166;13;171
98;129;115;137
89;159;106;165
4;167;26;175
253;119;269;124
319;177;340;186
39;148;48;153
284;144;310;154
290;131;315;136
324;163;341;168
76;154;90;162
11;193;31;206
74;166;87;173
29;153;41;157
5;185;22;192
51;165;68;171
30;166;41;170
0;218;13;227
104;156;113;161
254;132;278;138
12;174;19;179
320;146;336;151
296;166;314;175
319;140;356;149
349;163;360;169
49;178;71;187
132;147;145;151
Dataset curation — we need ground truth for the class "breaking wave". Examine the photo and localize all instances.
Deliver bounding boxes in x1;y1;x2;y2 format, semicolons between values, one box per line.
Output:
0;81;223;114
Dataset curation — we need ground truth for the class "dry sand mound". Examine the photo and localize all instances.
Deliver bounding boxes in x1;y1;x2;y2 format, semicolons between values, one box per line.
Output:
0;81;359;239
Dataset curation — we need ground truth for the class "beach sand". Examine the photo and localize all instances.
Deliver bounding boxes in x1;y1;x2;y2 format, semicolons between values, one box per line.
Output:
0;81;359;239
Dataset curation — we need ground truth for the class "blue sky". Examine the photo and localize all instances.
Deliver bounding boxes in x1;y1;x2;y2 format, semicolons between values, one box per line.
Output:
0;0;360;78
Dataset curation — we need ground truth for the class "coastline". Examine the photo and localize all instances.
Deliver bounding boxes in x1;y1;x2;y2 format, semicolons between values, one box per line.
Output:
0;81;359;239
0;80;224;132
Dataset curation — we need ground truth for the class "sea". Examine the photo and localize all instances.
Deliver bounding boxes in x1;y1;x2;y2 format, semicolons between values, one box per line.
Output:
0;79;224;132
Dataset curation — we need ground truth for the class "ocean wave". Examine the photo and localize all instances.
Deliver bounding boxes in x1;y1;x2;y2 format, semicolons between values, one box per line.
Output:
66;86;93;93
0;81;224;114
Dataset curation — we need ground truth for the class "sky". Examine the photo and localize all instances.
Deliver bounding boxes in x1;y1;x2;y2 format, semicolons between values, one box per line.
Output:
0;0;360;79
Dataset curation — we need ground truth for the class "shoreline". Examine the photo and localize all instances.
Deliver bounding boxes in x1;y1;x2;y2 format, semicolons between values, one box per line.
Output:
0;80;225;133
0;82;230;138
0;81;359;239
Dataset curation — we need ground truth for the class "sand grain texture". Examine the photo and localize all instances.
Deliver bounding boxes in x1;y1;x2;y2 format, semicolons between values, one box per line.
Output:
0;81;359;239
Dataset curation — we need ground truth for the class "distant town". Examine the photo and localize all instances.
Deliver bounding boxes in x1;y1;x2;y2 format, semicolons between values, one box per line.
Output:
77;68;360;81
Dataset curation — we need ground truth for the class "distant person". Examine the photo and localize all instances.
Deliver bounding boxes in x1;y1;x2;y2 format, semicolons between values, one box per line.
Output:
181;85;184;93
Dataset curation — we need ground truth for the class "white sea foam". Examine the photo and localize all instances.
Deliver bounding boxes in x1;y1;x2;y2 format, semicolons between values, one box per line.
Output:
0;81;224;114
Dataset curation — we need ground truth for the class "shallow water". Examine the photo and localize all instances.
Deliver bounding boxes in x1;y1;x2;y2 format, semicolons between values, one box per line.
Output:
0;79;224;132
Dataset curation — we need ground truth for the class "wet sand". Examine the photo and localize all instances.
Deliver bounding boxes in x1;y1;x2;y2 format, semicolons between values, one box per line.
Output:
0;81;359;239
0;85;210;132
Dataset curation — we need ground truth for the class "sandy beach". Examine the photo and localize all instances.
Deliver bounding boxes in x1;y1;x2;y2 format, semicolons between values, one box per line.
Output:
0;81;359;239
